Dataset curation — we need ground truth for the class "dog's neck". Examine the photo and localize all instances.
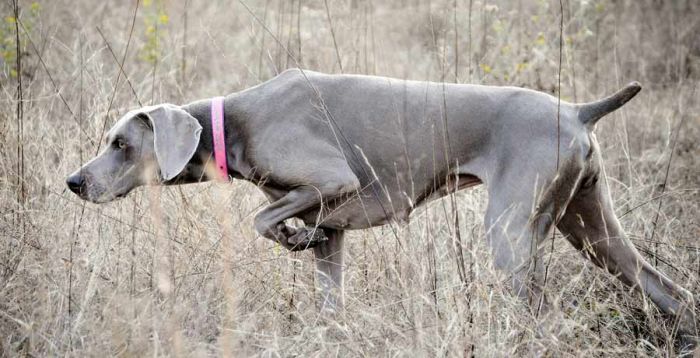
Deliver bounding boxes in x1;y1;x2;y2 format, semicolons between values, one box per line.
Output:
168;95;253;185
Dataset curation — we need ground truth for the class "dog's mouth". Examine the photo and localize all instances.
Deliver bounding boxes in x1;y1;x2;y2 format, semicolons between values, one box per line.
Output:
107;187;133;201
89;185;133;203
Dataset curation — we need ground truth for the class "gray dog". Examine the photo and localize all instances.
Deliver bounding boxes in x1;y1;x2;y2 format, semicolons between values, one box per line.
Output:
67;69;697;348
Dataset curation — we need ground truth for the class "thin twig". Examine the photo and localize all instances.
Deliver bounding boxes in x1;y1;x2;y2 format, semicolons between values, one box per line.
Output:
296;0;301;63
648;85;692;266
181;0;189;87
13;0;24;218
257;0;270;78
151;19;158;104
453;0;459;82
619;188;698;218
628;236;700;253
538;0;564;318
16;19;96;147
94;0;140;156
468;0;473;82
323;0;343;73
96;27;143;107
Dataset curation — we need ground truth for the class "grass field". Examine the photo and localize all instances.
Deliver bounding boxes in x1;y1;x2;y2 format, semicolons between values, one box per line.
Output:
1;0;698;356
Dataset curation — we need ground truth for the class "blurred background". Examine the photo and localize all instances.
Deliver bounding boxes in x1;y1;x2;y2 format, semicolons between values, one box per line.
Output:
0;0;698;356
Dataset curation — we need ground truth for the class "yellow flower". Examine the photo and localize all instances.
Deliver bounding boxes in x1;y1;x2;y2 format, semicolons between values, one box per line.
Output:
5;16;16;24
535;33;545;46
158;14;169;25
492;19;504;33
480;64;492;74
273;242;281;255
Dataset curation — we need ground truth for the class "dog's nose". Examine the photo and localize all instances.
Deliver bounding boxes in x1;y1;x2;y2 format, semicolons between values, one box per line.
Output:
66;174;85;195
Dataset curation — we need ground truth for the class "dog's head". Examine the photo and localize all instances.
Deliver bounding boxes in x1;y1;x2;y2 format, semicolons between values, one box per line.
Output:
66;104;202;203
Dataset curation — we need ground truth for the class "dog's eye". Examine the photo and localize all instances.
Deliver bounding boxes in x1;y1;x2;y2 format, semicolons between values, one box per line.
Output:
114;139;127;150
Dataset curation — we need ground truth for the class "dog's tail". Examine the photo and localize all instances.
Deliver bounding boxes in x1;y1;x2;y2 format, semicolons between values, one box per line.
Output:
576;82;642;128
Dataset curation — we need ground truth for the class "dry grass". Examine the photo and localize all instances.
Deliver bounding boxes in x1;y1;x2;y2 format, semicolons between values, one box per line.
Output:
1;0;699;356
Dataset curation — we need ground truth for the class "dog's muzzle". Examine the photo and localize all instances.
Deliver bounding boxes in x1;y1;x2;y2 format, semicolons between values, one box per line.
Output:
66;173;87;196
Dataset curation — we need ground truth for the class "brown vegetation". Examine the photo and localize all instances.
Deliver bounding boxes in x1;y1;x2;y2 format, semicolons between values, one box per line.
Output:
1;0;698;356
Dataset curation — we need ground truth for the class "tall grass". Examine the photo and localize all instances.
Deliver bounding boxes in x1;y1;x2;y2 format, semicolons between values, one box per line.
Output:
1;0;698;356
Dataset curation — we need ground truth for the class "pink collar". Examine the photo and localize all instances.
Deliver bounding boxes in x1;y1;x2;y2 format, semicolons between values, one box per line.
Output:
210;96;228;181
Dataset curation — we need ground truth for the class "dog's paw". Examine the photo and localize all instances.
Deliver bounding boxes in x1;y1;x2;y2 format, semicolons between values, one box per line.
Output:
276;222;297;237
287;227;328;251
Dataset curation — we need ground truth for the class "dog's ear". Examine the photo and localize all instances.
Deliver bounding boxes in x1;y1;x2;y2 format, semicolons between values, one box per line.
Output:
141;104;202;181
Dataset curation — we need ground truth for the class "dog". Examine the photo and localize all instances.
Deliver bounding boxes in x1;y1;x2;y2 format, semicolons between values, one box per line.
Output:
66;68;697;349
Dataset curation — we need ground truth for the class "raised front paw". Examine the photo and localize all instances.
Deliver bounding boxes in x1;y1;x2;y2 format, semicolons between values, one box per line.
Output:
286;227;328;251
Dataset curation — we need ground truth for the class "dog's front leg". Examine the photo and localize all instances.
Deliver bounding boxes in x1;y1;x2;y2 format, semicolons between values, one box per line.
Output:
558;174;698;352
313;228;345;313
254;186;328;251
254;165;360;251
484;158;584;319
